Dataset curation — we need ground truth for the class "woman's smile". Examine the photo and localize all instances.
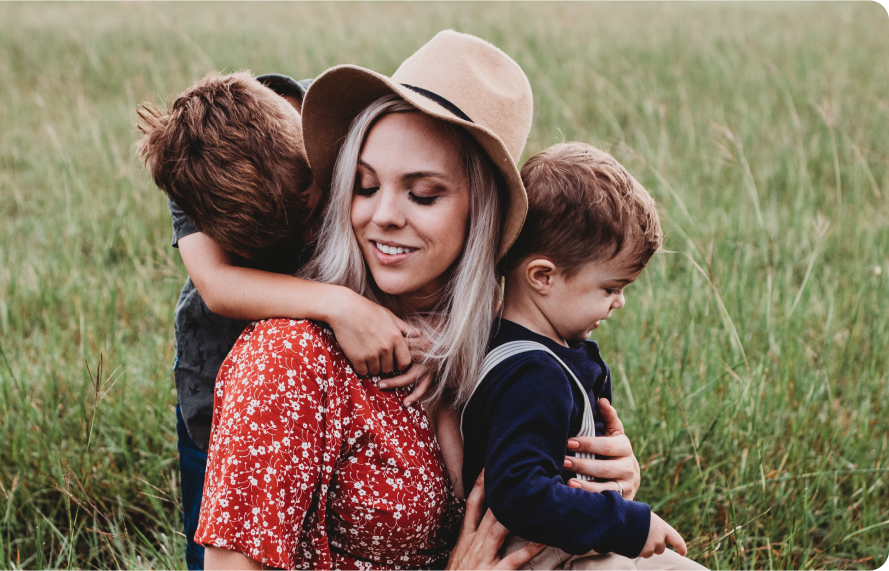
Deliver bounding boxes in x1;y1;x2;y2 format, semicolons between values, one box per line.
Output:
370;240;419;260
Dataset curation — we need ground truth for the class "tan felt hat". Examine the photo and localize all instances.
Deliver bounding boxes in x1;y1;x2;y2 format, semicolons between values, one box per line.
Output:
302;30;533;259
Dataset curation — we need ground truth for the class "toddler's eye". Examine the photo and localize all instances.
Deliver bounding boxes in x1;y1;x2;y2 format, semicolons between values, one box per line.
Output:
606;288;621;296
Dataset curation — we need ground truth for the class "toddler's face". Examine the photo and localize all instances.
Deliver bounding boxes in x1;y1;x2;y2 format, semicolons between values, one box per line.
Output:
549;256;642;342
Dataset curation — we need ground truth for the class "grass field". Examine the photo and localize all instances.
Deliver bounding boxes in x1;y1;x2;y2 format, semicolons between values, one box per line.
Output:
1;2;888;569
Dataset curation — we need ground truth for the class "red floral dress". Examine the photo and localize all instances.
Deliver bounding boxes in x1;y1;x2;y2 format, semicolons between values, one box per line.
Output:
194;319;463;570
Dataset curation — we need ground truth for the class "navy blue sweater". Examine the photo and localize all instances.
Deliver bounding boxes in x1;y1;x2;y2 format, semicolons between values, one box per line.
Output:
461;319;650;558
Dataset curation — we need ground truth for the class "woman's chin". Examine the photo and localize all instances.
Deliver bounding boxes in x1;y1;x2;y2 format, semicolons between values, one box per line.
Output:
371;273;443;309
369;271;419;296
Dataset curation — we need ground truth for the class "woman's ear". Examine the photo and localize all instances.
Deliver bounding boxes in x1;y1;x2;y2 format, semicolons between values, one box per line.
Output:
525;258;558;294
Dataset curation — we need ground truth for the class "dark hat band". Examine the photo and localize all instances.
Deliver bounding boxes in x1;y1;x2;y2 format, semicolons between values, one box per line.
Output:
400;84;474;124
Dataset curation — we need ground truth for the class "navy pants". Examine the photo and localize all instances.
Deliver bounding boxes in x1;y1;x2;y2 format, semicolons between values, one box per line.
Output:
176;405;207;570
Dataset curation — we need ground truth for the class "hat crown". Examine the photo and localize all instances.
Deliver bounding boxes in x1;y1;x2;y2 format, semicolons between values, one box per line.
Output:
301;30;532;258
392;30;533;164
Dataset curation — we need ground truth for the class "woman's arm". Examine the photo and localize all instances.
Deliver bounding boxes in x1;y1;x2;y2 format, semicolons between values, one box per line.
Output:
563;399;642;500
177;232;413;377
197;320;341;570
205;547;263;570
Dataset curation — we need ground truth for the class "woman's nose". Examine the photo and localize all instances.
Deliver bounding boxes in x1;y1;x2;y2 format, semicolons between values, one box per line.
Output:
371;187;407;228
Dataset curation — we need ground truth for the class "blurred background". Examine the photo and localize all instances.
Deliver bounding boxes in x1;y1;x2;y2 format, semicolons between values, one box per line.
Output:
1;2;887;569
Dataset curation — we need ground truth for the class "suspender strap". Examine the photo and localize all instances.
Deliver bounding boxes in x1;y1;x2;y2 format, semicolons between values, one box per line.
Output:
462;341;597;481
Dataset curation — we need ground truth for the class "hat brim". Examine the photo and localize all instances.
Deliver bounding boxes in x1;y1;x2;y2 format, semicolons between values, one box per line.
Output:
302;64;527;260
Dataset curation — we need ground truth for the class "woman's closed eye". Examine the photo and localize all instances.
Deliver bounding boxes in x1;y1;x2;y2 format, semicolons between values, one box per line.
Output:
356;184;379;197
408;192;439;206
408;183;445;206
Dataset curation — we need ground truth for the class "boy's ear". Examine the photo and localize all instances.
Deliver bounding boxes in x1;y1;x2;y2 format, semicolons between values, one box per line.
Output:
525;258;558;294
282;93;302;114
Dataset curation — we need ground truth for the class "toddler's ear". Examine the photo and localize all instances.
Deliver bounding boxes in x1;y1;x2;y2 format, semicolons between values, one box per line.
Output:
526;258;557;294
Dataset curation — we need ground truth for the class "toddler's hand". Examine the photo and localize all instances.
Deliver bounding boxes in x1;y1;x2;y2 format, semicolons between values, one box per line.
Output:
327;288;412;377
639;512;687;558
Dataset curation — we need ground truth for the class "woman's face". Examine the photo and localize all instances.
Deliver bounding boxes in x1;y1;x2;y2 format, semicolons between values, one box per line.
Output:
352;112;471;311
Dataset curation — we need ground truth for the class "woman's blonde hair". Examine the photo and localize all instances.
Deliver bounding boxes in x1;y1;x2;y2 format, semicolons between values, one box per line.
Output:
301;95;503;408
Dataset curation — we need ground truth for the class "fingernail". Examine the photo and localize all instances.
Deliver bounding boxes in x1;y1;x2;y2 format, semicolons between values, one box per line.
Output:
563;459;573;468
567;439;580;450
379;383;387;389
568;480;582;488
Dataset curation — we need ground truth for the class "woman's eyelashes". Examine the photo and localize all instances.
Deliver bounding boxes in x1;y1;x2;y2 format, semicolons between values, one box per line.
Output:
355;183;379;197
407;182;445;206
408;192;439;206
354;179;442;206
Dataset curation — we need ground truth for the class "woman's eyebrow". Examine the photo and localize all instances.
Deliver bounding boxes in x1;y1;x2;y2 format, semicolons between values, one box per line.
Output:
402;170;449;181
359;158;449;182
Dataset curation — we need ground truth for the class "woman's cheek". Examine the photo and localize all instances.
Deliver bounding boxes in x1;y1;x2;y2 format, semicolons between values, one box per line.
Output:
429;205;469;265
350;197;372;241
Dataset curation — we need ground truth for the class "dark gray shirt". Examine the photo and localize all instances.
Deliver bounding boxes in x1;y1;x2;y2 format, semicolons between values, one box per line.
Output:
170;200;252;451
169;75;313;451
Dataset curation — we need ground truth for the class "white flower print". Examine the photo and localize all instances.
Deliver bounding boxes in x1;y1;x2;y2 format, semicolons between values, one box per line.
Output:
195;319;463;571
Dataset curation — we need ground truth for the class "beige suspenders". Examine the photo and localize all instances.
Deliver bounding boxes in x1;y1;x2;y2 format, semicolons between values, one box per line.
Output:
461;340;596;481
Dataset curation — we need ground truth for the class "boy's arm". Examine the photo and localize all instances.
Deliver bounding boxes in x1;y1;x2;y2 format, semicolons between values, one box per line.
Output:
483;357;651;558
177;232;412;376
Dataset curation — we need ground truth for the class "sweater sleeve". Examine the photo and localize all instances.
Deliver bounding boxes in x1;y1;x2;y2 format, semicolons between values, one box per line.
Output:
195;319;345;569
483;356;650;558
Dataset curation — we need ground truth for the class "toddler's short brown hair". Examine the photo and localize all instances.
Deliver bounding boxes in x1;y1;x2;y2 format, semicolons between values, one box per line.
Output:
505;142;662;276
136;71;314;260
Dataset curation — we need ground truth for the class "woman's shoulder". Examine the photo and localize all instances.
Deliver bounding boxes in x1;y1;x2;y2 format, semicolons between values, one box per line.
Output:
220;318;355;387
234;318;340;357
216;318;361;415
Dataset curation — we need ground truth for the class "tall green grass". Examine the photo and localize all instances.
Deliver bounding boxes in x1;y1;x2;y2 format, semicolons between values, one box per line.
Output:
1;2;887;569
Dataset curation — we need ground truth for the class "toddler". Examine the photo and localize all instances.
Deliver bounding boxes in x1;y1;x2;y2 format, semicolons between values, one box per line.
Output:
462;142;693;569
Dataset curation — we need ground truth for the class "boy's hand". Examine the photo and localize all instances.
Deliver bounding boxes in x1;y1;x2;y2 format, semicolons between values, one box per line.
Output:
639;513;687;558
378;325;433;406
379;364;433;407
326;287;412;377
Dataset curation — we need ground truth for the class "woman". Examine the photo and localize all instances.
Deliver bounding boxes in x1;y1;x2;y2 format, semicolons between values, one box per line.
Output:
195;31;642;570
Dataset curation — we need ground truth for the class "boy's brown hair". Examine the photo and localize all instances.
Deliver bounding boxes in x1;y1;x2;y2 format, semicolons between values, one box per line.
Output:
136;71;314;260
505;142;662;276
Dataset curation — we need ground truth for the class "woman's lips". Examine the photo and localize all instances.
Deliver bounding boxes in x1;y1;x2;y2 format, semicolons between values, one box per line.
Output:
370;240;419;265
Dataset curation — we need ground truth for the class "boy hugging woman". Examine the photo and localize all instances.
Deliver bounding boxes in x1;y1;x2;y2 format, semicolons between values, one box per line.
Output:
138;31;704;571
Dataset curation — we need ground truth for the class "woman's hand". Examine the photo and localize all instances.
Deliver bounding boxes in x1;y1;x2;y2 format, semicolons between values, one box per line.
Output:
446;472;546;570
562;399;641;500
